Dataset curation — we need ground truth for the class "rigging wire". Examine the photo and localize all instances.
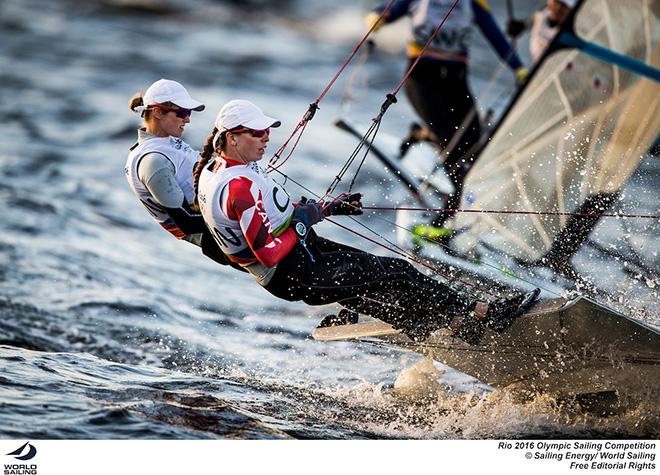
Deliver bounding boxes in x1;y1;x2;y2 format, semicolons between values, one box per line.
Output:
324;0;462;197
340;40;375;115
362;205;660;220
271;169;498;299
266;0;397;173
271;168;564;300
327;218;501;298
324;94;395;199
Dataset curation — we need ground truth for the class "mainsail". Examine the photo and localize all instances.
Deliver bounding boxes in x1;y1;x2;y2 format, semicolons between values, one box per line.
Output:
448;0;660;266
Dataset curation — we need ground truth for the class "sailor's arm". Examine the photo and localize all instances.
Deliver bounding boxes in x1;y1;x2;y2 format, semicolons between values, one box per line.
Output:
506;14;533;39
472;0;524;71
228;177;297;268
137;152;207;236
367;0;414;28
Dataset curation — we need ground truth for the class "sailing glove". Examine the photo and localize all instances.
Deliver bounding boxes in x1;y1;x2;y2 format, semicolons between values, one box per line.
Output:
323;193;363;217
366;12;385;32
506;18;527;38
291;200;324;228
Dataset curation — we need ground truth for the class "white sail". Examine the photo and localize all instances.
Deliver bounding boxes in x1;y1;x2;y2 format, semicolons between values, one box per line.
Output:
449;0;660;263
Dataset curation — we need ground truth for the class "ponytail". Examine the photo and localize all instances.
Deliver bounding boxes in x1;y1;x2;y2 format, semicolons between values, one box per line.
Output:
193;127;222;207
128;91;153;120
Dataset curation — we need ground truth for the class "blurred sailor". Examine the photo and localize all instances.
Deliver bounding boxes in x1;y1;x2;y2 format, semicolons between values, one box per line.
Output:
507;0;577;62
367;0;526;227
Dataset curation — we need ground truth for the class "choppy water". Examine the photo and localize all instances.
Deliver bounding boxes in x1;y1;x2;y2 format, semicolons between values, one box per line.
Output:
1;0;658;439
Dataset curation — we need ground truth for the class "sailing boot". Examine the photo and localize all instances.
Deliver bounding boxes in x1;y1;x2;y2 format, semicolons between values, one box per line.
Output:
317;309;359;328
448;289;540;344
392;311;453;342
448;312;486;345
483;288;541;333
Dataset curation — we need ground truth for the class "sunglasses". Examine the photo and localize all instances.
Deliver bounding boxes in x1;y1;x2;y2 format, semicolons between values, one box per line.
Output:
229;127;270;138
151;104;192;119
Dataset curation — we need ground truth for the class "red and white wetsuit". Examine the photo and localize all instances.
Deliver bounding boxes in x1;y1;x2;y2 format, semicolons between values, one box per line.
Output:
198;155;297;285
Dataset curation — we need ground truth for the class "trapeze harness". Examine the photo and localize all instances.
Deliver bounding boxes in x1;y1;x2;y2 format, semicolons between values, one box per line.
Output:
126;132;199;239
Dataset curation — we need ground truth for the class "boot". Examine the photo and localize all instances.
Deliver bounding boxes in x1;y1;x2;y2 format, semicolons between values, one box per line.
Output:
449;313;486;345
393;312;450;342
484;288;541;333
317;309;359;328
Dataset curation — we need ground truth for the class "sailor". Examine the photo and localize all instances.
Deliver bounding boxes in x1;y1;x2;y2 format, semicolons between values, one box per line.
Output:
125;79;237;268
366;0;526;227
506;0;576;63
194;99;537;343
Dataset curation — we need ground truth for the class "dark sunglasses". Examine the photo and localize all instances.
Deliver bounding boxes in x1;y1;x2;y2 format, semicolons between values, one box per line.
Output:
151;104;192;119
229;127;270;138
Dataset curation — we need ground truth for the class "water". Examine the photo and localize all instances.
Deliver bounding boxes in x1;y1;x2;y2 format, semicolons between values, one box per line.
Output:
1;0;658;439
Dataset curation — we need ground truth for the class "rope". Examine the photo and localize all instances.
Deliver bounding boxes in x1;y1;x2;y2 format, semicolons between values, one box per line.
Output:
324;95;395;199
266;0;397;172
323;0;461;198
271;168;563;300
328;218;501;299
363;206;660;220
340;40;375;114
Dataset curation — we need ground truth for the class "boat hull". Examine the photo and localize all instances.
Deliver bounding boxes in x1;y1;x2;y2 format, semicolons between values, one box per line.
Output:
313;297;660;403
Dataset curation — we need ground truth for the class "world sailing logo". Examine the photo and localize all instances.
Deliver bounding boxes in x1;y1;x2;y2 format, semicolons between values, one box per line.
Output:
4;442;37;475
5;443;36;461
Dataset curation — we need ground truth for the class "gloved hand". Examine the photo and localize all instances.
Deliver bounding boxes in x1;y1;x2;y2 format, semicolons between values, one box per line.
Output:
323;193;363;217
506;18;527;38
291;200;324;229
515;66;529;85
366;12;385;32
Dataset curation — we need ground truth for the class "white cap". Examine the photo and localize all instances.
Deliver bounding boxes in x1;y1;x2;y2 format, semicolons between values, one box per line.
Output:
214;99;281;131
559;0;577;8
142;79;205;111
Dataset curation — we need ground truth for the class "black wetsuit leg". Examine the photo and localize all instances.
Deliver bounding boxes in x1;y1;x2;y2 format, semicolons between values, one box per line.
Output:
404;59;481;226
265;235;475;337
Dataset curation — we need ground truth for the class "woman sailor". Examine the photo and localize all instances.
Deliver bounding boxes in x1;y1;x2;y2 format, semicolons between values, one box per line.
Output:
195;99;537;343
507;0;576;63
125;79;235;268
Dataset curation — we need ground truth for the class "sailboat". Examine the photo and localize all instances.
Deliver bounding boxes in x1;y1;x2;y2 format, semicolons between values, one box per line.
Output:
316;0;660;408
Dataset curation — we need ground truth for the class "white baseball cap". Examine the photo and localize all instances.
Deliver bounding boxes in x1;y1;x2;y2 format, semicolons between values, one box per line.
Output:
142;79;205;111
559;0;577;8
214;99;281;131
